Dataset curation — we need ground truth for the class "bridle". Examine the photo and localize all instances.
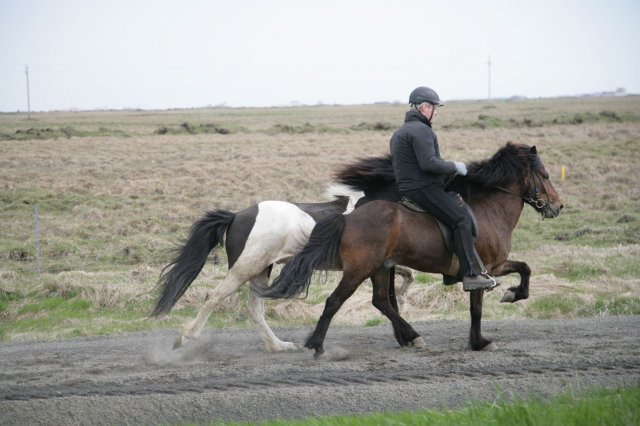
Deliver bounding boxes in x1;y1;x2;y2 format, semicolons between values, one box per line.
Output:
493;165;551;213
445;154;553;214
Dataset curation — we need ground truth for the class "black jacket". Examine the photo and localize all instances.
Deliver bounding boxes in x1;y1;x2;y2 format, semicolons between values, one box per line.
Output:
390;110;456;191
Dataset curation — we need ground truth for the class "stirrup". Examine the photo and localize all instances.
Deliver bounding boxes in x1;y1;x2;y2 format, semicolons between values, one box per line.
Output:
484;278;501;293
462;272;497;291
476;271;501;292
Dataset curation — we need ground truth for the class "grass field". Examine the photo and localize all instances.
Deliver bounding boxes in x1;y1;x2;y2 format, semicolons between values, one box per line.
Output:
1;96;639;340
231;387;640;426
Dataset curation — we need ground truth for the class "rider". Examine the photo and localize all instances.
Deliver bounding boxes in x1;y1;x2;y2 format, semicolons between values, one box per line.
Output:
389;86;496;291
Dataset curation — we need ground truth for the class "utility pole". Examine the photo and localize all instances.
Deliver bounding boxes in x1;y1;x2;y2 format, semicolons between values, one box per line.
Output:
25;64;32;119
487;55;491;101
34;205;41;274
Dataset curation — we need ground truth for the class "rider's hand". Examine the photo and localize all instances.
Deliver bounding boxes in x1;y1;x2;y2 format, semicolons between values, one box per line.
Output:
454;161;467;176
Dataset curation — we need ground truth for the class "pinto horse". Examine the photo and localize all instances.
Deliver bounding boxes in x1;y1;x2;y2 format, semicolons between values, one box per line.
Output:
150;168;412;352
263;143;563;356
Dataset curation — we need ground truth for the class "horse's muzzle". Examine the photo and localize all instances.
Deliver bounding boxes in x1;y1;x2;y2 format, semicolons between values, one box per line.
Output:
542;202;563;219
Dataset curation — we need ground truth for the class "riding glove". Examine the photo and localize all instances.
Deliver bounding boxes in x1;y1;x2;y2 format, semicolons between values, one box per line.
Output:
454;162;468;176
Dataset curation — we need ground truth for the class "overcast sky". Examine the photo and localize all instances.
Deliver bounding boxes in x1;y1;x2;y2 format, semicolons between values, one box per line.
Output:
1;0;638;111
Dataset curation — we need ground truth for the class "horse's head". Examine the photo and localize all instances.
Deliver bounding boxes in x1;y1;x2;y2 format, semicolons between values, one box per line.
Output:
466;143;563;219
518;144;563;219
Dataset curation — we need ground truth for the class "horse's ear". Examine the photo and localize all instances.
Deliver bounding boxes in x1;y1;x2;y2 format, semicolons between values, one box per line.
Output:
530;145;537;154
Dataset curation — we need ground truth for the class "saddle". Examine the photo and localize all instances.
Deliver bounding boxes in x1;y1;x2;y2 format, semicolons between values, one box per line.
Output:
399;196;479;280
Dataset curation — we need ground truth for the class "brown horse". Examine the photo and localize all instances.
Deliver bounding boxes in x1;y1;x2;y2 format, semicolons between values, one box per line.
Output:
262;143;563;356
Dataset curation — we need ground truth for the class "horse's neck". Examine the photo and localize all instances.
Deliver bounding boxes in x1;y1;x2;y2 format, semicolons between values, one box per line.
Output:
469;188;524;233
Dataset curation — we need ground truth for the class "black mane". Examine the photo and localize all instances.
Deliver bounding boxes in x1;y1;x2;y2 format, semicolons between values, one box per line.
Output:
448;142;538;195
334;143;538;197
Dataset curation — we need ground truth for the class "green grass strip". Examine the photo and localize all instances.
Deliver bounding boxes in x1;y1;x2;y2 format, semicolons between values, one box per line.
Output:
218;387;639;426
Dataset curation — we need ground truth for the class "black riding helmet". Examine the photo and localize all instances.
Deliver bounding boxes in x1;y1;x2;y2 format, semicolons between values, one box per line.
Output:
409;86;444;107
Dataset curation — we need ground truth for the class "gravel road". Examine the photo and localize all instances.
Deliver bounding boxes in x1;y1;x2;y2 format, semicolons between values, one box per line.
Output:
1;316;638;425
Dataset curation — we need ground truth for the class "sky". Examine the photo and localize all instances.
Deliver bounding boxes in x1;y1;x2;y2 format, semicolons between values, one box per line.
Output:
1;0;639;111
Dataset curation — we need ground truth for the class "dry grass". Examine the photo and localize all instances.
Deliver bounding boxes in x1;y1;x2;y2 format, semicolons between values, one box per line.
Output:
1;96;639;340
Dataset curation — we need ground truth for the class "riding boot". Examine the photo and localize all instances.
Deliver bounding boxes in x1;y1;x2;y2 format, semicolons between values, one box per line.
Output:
442;247;488;286
452;225;496;291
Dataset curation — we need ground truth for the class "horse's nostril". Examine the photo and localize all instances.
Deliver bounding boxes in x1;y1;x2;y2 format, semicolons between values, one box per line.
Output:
560;204;564;210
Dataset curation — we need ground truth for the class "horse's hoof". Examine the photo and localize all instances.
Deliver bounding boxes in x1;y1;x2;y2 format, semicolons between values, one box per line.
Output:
500;290;516;303
268;341;300;353
282;342;300;351
173;335;190;350
314;346;349;361
411;336;427;349
483;342;498;351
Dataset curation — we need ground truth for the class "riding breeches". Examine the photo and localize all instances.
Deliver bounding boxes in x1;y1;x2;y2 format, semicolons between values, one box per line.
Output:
401;186;484;277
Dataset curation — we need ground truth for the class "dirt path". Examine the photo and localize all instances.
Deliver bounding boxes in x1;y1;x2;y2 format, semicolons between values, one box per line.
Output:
1;316;639;425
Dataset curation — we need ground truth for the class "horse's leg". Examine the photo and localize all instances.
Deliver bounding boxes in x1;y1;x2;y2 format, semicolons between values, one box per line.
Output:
493;260;531;303
388;266;399;313
175;271;246;349
394;265;414;309
305;271;365;357
371;267;423;348
248;271;298;352
469;289;496;351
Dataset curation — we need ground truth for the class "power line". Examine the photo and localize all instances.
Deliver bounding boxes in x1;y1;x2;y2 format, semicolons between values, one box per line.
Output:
487;55;491;101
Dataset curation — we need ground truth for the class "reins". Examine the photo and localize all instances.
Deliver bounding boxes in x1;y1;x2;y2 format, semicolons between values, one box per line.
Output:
457;167;551;213
492;184;550;211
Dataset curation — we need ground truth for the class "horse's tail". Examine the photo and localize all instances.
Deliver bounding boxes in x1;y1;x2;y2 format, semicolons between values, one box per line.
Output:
260;213;345;300
150;209;235;317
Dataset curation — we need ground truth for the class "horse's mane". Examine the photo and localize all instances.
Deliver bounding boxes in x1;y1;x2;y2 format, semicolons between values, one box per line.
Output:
334;142;537;196
448;142;537;194
331;153;396;192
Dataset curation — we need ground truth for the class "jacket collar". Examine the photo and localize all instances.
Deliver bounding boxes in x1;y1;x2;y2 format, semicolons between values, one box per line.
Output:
404;109;432;127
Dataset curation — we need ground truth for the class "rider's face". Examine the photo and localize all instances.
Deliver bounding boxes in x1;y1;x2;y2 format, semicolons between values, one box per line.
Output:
420;103;438;123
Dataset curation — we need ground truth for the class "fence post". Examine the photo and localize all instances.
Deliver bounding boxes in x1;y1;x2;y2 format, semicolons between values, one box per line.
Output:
34;204;41;274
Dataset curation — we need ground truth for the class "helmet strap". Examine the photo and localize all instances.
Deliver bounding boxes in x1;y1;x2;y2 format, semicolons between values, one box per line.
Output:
419;103;435;124
412;103;435;124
